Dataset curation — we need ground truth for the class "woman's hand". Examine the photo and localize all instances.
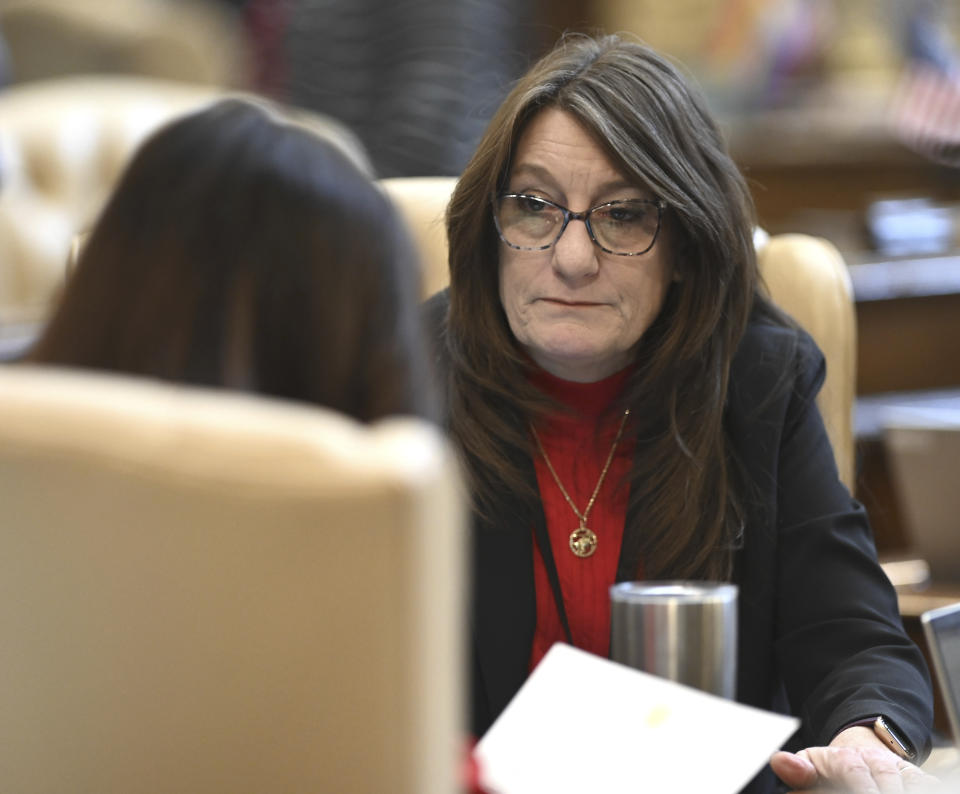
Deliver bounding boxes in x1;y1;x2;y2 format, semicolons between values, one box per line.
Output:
769;726;940;792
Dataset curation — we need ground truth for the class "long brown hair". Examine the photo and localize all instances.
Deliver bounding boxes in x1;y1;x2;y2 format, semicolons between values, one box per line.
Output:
30;98;434;423
444;33;772;579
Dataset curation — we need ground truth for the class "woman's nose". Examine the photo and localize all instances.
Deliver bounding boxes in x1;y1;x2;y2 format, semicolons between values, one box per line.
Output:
551;217;599;282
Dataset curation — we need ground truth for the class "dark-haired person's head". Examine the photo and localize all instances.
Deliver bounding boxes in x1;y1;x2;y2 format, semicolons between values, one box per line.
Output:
31;98;433;422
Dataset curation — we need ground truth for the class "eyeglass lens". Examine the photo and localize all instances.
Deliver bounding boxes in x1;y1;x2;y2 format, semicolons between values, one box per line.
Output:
495;195;660;255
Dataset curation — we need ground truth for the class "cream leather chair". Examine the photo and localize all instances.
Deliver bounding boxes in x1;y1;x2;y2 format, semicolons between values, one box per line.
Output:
0;365;464;794
757;233;857;490
0;77;221;322
0;0;248;86
0;75;372;327
381;176;857;490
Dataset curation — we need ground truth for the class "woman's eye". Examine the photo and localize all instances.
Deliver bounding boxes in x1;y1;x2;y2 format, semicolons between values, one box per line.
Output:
601;202;648;224
519;196;549;213
608;208;639;223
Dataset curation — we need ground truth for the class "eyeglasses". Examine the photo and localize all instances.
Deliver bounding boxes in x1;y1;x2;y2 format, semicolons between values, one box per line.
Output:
493;193;666;256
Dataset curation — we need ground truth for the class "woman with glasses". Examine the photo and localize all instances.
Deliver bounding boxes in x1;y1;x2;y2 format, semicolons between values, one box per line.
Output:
29;97;433;423
425;34;935;792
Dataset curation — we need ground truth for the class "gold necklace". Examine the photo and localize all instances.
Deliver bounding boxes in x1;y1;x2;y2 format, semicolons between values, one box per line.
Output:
531;409;630;558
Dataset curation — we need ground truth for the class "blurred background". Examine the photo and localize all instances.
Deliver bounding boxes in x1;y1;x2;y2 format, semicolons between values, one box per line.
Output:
5;1;960;250
2;0;960;694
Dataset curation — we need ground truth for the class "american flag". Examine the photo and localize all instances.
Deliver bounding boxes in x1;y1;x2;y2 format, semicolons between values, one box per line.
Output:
889;0;960;167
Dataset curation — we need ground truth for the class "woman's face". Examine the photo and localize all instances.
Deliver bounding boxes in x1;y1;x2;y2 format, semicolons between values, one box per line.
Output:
498;107;673;383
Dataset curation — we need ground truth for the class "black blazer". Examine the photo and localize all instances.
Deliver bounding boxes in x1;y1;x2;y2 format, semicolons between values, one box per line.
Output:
425;291;933;793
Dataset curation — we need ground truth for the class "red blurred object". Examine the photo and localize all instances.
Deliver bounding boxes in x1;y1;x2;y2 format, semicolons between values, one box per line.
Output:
890;61;960;166
889;4;960;167
242;0;290;98
463;736;493;794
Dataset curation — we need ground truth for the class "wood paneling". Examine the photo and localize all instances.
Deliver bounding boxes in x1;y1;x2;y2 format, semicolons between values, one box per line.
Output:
857;294;960;396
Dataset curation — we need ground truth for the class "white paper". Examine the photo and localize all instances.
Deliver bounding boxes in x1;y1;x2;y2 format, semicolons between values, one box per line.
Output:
474;643;799;794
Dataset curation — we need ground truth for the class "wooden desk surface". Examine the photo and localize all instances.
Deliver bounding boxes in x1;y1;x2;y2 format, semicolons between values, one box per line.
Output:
898;585;960;620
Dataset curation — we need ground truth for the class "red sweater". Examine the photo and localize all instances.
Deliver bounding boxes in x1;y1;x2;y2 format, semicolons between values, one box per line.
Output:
528;366;637;671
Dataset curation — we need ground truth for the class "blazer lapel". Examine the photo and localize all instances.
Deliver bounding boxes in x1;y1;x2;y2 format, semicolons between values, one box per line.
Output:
472;452;539;728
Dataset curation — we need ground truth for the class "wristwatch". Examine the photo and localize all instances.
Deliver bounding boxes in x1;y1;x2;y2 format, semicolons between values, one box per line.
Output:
873;715;916;761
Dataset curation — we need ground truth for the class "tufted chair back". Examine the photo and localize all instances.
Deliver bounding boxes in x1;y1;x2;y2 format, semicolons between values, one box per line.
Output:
0;75;371;328
0;0;248;86
0;77;220;321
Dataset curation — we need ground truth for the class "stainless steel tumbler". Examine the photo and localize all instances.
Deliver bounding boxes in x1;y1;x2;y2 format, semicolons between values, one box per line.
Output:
609;581;738;699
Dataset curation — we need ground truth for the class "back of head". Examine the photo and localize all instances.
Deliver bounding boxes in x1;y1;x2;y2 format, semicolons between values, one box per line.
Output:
30;98;432;422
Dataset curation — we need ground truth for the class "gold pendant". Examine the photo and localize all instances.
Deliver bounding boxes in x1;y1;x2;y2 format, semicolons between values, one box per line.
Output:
569;526;598;558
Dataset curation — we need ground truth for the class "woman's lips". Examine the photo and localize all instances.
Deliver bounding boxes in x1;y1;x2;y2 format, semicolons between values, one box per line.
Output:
539;298;604;307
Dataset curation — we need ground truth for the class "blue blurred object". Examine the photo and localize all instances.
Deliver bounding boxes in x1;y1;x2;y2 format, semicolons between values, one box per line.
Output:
761;0;831;108
903;0;960;74
866;197;955;256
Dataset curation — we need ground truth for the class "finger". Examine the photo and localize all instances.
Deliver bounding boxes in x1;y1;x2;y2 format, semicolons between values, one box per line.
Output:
869;764;907;794
770;750;819;789
863;756;935;794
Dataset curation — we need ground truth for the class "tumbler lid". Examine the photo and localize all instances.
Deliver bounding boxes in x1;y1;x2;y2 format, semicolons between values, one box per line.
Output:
609;580;737;603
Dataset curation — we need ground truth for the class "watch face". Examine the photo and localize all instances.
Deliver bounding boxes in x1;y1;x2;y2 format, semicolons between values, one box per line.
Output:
875;715;915;760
